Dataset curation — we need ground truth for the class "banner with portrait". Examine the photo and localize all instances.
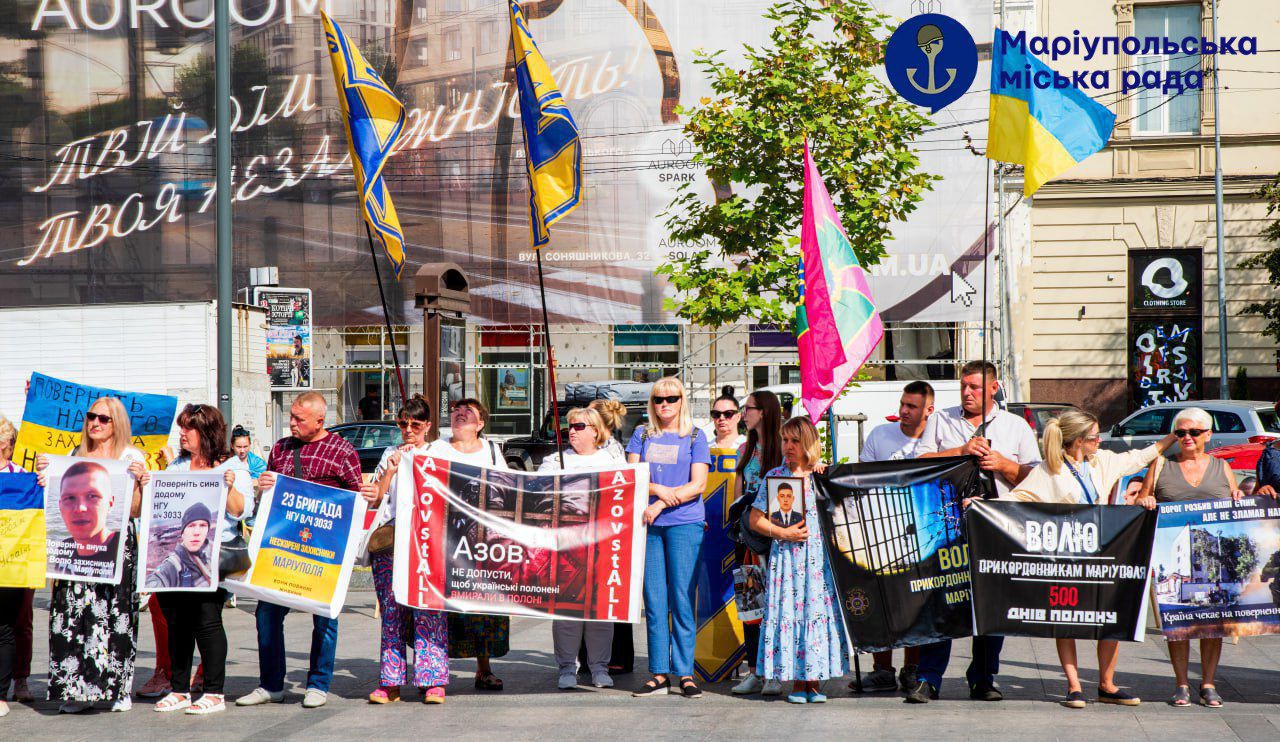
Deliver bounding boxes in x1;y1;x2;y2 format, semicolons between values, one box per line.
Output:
138;472;228;593
1152;497;1280;640
393;454;648;622
967;501;1156;641
0;473;46;588
43;455;132;584
14;373;178;472
226;474;366;618
694;447;746;683
813;456;990;654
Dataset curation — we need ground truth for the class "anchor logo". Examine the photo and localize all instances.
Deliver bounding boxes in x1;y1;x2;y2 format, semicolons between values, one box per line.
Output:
906;25;956;95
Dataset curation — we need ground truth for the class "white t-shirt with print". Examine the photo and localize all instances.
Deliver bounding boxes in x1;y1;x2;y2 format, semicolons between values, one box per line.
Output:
860;423;927;462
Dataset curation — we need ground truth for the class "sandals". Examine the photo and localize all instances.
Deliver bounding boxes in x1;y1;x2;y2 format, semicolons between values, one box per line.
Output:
631;675;671;697
1170;685;1192;707
1200;685;1224;708
474;672;504;691
368;686;401;704
676;677;703;699
154;692;192;713
185;694;225;715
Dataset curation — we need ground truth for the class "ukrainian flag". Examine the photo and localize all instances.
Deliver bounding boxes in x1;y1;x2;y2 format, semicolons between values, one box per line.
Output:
0;474;45;588
988;29;1116;196
508;0;582;247
321;12;407;278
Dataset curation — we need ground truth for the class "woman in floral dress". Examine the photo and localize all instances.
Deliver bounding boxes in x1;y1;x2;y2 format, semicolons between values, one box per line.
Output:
748;416;848;704
38;396;150;713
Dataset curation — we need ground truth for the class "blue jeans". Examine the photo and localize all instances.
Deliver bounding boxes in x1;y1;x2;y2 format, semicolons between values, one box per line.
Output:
255;601;339;693
643;523;704;676
916;635;1005;692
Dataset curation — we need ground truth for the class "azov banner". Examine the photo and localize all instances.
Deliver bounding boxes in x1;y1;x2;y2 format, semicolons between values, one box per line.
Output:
968;501;1156;641
393;455;648;622
813;456;992;654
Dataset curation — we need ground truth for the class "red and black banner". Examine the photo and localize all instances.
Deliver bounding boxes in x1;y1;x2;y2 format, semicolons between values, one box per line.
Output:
392;454;648;622
967;500;1156;641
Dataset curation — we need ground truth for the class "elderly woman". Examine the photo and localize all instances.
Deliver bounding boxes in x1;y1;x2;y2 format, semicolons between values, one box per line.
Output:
426;398;510;691
1136;407;1243;709
1009;409;1177;709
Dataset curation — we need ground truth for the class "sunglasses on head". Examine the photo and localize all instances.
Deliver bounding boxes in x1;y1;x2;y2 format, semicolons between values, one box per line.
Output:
567;422;593;432
652;395;682;405
1174;428;1209;438
709;409;739;420
86;411;113;425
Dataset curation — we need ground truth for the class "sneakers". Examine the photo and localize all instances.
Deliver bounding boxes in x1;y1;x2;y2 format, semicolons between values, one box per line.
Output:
0;700;9;718
58;701;91;714
558;672;578;690
904;680;938;704
899;664;919;692
969;684;1003;702
807;691;828;703
137;670;172;699
862;668;899;693
761;678;783;696
786;692;809;704
302;688;328;708
368;686;401;704
590;671;614;689
185;694;225;715
731;673;763;695
422;686;446;704
111;696;133;712
154;692;192;713
235;687;284;706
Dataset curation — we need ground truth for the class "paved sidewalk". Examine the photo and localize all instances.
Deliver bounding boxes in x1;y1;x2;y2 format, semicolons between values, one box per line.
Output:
5;589;1280;740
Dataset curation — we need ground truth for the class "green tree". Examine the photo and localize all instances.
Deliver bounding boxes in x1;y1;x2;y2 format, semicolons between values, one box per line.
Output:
659;0;936;328
1242;175;1280;342
1219;534;1259;585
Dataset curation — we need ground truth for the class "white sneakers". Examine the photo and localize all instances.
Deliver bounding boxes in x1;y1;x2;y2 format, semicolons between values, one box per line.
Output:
302;689;328;708
111;696;132;712
732;674;763;695
235;687;284;706
762;679;783;696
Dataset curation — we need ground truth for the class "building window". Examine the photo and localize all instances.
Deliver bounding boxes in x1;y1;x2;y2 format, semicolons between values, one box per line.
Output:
1133;4;1201;135
444;27;462;61
613;324;679;383
479;20;500;53
443;0;464;13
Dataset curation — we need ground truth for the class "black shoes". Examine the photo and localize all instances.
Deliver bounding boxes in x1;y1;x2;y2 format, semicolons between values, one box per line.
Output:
969;685;1003;701
904;680;938;704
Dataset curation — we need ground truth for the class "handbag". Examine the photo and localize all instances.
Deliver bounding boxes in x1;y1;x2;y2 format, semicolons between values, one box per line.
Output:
367;523;395;555
728;493;771;556
219;529;252;577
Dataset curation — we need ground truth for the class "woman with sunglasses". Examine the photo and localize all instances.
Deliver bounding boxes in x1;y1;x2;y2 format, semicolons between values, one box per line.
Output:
1135;407;1244;709
707;386;745;451
539;407;624;690
359;394;450;705
425;398;510;692
1009;409;1176;709
37;397;150;714
626;377;711;699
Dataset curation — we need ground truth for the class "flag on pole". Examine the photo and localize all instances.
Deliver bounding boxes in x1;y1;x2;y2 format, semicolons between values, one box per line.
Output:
987;28;1117;196
321;11;407;278
507;0;582;247
796;141;885;422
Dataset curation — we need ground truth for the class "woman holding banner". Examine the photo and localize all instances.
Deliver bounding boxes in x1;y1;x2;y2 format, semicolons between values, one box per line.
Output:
1137;407;1243;709
747;416;846;704
38;397;149;714
1009;409;1177;709
539;407;624;690
150;404;250;715
628;377;711;699
425;398;510;691
0;417;34;708
731;391;784;697
359;394;450;705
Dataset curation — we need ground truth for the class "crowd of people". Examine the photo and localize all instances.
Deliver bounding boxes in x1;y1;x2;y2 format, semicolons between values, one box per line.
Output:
0;366;1278;718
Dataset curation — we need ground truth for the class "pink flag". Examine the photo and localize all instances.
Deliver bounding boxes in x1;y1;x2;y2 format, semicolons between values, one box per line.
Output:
796;141;885;421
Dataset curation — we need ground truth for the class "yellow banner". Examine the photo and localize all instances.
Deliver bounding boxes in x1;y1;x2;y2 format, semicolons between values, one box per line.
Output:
694;447;746;682
250;547;343;603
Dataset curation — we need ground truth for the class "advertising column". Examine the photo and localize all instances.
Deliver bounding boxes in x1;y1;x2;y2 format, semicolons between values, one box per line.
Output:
1127;249;1203;409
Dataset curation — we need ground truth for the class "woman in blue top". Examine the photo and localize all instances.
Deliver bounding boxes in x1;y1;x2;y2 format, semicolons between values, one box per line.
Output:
748;416;848;704
626;377;710;699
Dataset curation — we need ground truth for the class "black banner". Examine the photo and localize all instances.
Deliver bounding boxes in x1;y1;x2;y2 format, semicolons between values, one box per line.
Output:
814;456;992;654
967;501;1156;641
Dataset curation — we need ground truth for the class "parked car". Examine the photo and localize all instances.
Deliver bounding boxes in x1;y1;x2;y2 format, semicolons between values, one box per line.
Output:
1007;402;1078;443
502;401;648;470
330;421;401;474
1210;442;1267;474
1100;400;1280;454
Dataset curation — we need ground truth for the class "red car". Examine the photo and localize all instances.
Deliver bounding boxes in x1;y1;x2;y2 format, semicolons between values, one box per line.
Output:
1210;443;1265;474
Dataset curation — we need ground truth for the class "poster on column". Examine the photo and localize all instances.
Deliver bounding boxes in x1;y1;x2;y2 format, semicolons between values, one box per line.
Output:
225;474;366;618
43;455;133;584
392;454;648;622
1152;497;1280;641
0;473;46;588
813;457;990;654
138;472;228;593
13;373;178;472
967;501;1156;641
694;447;746;683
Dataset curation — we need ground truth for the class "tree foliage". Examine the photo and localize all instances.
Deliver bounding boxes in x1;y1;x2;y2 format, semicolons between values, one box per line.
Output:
1241;174;1280;342
659;0;936;328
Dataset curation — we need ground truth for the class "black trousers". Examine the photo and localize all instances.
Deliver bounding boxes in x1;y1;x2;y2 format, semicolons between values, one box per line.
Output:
158;590;228;694
579;622;634;673
743;623;761;671
0;587;22;691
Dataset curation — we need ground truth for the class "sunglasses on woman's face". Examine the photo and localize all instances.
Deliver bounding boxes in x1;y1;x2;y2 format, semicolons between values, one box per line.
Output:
709;409;739;420
652;395;682;405
397;420;427;431
567;422;593;432
1174;428;1209;438
741;405;760;413
86;412;113;425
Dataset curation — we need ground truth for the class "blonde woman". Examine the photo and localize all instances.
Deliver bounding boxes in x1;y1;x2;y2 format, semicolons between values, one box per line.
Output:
588;399;627;460
1009;409;1176;709
1136;407;1243;709
37;397;150;713
626;377;710;699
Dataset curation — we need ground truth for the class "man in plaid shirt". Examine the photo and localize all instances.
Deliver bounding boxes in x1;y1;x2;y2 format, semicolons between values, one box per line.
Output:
237;391;365;710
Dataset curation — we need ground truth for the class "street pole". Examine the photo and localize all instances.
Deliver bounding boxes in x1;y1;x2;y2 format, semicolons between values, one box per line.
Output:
1210;0;1229;399
215;0;233;421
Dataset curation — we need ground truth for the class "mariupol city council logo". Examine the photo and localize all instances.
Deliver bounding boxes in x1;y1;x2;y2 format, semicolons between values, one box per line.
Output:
884;14;978;113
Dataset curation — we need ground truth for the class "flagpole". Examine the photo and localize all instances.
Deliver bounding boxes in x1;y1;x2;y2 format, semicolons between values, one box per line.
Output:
363;221;408;408
535;250;566;468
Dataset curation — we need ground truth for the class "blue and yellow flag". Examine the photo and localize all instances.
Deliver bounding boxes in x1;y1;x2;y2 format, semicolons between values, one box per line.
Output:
988;29;1116;196
321;11;407;278
0;473;45;588
508;0;582;247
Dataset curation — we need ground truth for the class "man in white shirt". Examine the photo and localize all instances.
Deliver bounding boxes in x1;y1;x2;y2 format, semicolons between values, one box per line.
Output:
856;380;934;694
906;362;1040;705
